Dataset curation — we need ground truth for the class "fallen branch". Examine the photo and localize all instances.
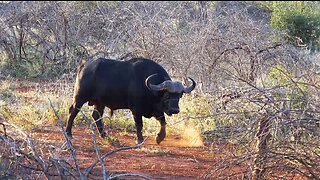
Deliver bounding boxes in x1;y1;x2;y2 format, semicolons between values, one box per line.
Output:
108;173;151;180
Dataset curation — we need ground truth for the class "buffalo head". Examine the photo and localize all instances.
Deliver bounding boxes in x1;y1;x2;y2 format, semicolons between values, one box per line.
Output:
145;74;196;116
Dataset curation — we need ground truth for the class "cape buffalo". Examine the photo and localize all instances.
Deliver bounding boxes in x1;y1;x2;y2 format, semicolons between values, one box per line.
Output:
66;57;196;144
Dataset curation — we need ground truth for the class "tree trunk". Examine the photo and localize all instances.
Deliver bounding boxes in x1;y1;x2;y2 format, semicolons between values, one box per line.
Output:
252;113;271;180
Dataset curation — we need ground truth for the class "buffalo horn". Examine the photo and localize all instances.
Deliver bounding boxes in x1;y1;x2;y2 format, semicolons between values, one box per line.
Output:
145;74;165;91
183;77;196;93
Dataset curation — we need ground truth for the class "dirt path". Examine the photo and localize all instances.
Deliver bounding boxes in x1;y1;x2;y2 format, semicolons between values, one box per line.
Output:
30;126;221;179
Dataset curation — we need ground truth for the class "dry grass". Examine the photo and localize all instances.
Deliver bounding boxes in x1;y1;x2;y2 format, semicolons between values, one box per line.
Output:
1;77;319;179
0;79;215;144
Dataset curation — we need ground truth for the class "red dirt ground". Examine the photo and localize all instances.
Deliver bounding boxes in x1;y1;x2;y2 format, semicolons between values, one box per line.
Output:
4;80;309;179
29;126;227;180
2;80;235;179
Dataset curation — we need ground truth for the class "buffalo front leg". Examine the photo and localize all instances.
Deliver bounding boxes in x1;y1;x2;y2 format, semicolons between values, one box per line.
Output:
134;114;144;144
156;115;167;144
92;104;107;138
66;102;84;138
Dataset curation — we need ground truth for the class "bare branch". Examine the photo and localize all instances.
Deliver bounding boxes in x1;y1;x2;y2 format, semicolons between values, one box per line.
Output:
48;98;84;180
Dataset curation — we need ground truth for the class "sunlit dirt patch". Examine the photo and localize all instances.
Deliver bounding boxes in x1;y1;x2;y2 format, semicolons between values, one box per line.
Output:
26;127;217;179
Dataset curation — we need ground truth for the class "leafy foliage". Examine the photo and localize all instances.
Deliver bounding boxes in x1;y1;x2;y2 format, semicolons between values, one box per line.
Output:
267;1;320;51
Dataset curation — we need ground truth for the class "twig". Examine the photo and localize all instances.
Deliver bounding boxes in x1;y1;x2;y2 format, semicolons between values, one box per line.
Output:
84;138;147;176
3;122;50;179
0;122;7;136
49;157;78;179
80;109;108;180
108;173;151;180
48;98;84;180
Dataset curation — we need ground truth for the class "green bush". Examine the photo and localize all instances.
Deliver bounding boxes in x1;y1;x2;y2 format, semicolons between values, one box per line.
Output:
268;1;320;51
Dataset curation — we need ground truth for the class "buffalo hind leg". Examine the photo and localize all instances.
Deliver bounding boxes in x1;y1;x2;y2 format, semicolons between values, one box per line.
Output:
66;102;85;138
156;115;167;144
92;104;107;138
134;114;144;144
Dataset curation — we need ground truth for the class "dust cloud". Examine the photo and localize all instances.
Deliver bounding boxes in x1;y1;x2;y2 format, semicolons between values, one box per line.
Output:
166;124;204;147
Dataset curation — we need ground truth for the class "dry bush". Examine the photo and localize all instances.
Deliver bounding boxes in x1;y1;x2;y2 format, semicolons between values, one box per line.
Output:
0;103;150;180
0;1;319;179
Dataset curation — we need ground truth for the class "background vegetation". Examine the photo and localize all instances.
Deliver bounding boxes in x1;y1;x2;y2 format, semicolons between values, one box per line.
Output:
1;1;320;179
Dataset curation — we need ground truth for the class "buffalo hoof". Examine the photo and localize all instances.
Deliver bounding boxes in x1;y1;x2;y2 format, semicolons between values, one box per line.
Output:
100;131;107;138
156;133;166;144
66;132;73;139
136;138;144;145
